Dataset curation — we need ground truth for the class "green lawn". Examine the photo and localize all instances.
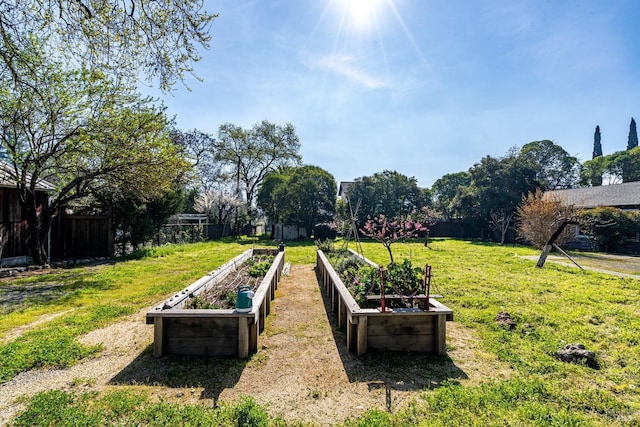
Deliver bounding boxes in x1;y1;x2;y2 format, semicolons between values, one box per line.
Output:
3;238;640;426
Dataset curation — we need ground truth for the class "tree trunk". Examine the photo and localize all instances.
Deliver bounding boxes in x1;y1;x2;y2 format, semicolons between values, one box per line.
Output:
21;194;48;265
385;244;394;264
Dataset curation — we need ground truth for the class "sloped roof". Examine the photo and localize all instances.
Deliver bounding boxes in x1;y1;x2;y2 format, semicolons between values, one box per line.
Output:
547;181;640;209
0;160;56;192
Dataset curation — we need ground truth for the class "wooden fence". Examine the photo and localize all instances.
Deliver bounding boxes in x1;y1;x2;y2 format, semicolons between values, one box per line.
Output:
50;214;113;260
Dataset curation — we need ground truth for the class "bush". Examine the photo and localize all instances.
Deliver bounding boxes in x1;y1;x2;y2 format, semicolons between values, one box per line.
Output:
314;223;337;240
578;207;640;252
315;238;335;253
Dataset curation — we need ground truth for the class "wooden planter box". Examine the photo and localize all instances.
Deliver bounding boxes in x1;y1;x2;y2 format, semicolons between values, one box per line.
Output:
146;248;284;358
316;249;453;356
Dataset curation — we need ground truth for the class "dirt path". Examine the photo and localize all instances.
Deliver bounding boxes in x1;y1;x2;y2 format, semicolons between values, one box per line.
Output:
0;264;510;426
0;308;152;425
519;254;640;279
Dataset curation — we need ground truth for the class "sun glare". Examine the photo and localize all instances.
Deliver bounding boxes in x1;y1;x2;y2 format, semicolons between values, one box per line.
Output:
343;0;385;33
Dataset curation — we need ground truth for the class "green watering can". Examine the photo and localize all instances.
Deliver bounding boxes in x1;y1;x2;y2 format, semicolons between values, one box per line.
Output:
236;285;255;312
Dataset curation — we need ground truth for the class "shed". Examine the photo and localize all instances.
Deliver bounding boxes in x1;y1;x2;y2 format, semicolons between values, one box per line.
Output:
0;161;54;266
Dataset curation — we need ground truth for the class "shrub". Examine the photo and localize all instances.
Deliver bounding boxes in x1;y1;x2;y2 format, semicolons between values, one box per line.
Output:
314;223;337;240
578;207;640;252
516;189;576;248
315;238;335;253
386;259;423;295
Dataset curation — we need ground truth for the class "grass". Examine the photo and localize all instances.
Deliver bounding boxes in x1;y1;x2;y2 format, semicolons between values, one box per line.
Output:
0;240;277;382
3;237;640;425
13;390;294;427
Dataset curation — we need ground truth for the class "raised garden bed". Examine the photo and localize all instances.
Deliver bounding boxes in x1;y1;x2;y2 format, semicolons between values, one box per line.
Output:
316;249;453;356
146;248;284;358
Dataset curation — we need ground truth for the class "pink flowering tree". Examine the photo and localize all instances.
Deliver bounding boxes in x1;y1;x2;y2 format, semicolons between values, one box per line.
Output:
360;214;427;264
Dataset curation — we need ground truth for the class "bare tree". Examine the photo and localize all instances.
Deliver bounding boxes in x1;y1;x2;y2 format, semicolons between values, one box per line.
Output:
516;189;576;248
490;210;514;245
215;121;302;225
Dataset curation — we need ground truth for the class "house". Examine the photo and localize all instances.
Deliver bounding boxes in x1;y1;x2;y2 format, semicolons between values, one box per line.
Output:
546;181;640;211
338;181;353;200
546;181;640;251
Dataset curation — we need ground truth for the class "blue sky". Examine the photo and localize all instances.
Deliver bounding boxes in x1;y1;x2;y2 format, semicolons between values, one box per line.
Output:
145;0;640;188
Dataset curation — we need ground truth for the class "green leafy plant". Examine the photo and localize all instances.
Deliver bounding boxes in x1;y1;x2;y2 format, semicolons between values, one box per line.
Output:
248;262;271;277
385;259;423;296
315;238;335;253
183;295;217;309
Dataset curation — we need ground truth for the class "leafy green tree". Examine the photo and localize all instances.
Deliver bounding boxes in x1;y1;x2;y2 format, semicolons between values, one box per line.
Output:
454;151;541;238
257;172;290;239
580;156;607;186
258;166;336;238
587;148;640;184
101;184;185;253
520;140;581;189
628;118;638;150
283;166;337;237
593;125;603;159
620;147;640;183
0;42;187;264
430;172;471;220
0;0;217;90
215;121;302;225
588;126;604;186
346;170;427;225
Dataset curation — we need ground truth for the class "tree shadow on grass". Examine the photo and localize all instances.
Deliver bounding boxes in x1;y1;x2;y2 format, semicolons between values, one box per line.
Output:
314;269;468;393
109;345;248;406
0;271;113;314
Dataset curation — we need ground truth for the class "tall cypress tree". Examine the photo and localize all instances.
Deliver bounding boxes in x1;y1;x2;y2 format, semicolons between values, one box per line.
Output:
627;118;638;150
593;125;602;158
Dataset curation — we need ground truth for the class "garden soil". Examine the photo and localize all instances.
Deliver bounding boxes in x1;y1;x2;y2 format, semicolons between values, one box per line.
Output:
0;264;512;426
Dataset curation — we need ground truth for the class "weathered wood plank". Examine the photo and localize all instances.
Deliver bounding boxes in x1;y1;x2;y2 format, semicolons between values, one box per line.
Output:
164;317;237;339
153;317;164;358
365;294;444;300
368;334;434;353
249;318;258;354
347;320;356;352
166;336;237;356
367;315;436;336
147;248;284;358
238;316;249;359
436;314;447;356
357;316;368;356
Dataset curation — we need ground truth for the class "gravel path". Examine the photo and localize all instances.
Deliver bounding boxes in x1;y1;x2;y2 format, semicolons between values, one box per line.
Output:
0;264;509;426
0;308;152;425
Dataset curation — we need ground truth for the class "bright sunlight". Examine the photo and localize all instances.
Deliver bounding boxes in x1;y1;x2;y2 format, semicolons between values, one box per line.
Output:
341;0;386;33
